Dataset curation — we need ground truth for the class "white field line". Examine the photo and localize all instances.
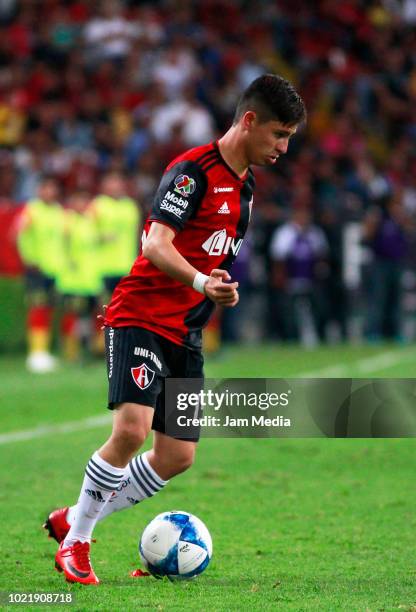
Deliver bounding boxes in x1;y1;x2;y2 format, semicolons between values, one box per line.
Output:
355;350;411;374
0;348;414;446
0;414;112;446
297;347;415;378
0;370;104;394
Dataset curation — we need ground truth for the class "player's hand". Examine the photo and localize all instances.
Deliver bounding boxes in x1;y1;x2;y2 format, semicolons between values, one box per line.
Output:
204;269;239;307
97;304;107;330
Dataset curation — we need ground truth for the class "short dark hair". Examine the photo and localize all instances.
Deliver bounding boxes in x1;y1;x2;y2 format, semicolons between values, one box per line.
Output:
233;74;306;127
39;174;59;185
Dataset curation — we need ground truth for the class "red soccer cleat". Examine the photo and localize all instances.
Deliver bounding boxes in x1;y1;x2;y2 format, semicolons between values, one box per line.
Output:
43;507;70;544
55;540;99;585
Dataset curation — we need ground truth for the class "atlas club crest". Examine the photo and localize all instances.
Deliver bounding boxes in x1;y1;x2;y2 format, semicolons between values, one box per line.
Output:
131;363;155;390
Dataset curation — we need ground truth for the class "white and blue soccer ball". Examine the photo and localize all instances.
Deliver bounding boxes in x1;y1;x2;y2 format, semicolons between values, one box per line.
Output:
139;511;212;580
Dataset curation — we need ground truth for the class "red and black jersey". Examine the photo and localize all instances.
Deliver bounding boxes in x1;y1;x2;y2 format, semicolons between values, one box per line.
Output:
105;141;255;350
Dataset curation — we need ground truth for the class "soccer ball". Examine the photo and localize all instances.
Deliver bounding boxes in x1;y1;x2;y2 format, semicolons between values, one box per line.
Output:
139;511;212;580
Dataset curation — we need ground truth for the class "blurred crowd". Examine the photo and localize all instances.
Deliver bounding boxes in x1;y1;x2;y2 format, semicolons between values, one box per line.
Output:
1;0;416;357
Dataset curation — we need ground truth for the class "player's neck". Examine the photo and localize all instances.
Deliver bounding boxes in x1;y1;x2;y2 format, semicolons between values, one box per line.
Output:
217;128;249;179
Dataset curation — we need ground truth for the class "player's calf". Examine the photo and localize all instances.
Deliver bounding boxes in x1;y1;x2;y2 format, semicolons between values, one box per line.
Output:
148;433;197;480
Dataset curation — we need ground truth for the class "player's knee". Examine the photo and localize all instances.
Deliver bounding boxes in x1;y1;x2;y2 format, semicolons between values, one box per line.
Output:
112;423;148;454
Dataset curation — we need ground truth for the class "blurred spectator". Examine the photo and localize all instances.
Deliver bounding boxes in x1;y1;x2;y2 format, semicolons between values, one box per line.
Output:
133;151;160;213
221;238;252;344
55;102;94;153
269;208;329;344
153;40;199;100
0;0;18;25
49;6;81;54
362;196;409;341
149;84;215;147
0;91;26;146
123;113;151;172
319;206;348;341
83;0;139;67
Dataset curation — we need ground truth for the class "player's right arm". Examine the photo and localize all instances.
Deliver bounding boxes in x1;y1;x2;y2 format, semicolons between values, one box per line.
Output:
143;222;239;306
143;161;239;307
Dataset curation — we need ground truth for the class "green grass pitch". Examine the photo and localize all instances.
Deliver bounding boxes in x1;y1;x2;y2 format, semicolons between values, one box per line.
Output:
0;343;416;611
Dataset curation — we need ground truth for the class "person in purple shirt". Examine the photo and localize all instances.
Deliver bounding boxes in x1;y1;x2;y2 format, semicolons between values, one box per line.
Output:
362;197;409;341
269;208;328;342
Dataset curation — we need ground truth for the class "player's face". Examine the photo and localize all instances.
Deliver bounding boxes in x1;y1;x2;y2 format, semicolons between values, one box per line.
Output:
39;180;59;203
246;116;297;166
102;176;125;199
68;194;90;213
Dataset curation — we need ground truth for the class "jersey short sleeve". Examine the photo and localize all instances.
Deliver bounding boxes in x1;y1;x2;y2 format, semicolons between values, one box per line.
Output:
149;160;208;232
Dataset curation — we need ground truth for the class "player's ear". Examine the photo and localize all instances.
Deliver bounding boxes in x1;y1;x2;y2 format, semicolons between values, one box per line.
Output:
241;111;257;131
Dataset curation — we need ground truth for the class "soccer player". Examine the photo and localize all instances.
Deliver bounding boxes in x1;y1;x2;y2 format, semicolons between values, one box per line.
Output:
90;171;141;296
17;176;65;373
56;191;103;362
45;74;306;584
88;172;140;355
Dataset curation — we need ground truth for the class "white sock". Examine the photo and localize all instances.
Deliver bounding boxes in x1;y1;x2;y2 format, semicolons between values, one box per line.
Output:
63;451;125;546
67;506;76;524
66;451;168;523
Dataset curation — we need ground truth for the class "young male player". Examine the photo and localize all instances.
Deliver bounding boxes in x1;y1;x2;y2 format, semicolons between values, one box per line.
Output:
18;176;65;373
46;74;306;584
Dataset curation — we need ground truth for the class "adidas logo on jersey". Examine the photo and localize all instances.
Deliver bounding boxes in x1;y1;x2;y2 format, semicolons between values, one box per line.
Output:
202;229;243;256
218;202;230;214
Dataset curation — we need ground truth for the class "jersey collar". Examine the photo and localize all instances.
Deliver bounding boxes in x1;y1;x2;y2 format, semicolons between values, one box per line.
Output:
213;141;249;182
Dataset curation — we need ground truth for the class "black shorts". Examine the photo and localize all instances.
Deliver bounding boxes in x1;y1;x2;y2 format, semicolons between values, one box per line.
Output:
105;326;204;440
25;269;55;305
103;275;123;295
61;294;98;316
